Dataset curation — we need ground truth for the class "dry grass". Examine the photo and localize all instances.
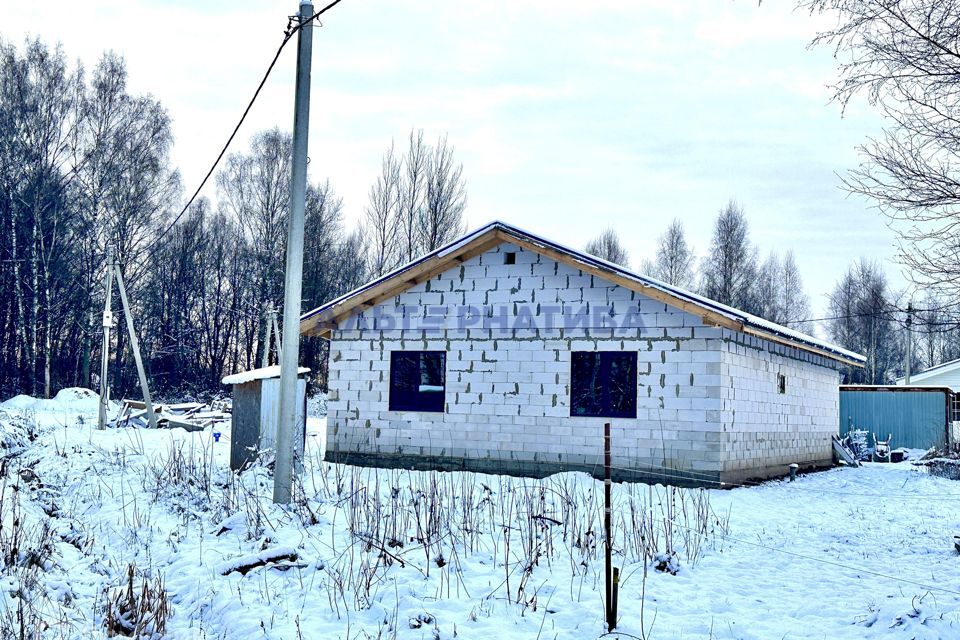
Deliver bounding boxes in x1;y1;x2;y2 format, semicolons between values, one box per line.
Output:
103;564;170;639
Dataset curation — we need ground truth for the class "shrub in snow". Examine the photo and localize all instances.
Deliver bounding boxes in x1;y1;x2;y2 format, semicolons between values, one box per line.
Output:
0;411;30;453
926;457;960;481
653;551;680;575
103;564;170;639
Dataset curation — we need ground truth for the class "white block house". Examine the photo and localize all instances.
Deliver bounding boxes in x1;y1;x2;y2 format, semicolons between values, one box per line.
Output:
301;221;865;485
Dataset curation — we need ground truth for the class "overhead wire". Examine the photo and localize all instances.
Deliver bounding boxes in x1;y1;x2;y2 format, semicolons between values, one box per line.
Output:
143;0;348;256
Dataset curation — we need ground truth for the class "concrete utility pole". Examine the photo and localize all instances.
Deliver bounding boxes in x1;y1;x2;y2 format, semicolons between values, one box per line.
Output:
98;246;114;429
905;302;913;385
274;0;314;504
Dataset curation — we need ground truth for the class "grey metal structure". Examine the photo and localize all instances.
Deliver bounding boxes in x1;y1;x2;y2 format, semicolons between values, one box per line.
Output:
840;385;955;451
225;367;308;472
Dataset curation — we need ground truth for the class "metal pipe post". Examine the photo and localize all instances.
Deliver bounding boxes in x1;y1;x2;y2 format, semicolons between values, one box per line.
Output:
604;421;613;630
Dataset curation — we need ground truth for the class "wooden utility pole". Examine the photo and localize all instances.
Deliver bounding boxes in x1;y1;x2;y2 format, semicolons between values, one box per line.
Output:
114;263;158;430
262;304;273;368
274;0;314;504
97;246;114;429
97;245;158;430
271;306;283;361
261;304;283;368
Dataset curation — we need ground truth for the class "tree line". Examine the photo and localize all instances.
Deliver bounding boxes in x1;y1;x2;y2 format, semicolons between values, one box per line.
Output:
6;11;959;399
0;39;466;399
583;200;811;329
583;201;960;385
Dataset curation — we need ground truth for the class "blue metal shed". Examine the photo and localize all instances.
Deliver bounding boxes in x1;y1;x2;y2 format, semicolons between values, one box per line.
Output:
839;385;953;450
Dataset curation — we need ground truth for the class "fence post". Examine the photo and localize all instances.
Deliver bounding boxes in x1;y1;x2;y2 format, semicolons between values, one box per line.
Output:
604;421;617;631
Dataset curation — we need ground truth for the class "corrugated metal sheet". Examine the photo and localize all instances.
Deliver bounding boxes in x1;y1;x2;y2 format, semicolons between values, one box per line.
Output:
840;388;948;450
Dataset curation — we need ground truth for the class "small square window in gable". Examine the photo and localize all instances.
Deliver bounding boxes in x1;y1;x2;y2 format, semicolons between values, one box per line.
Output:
504;252;516;265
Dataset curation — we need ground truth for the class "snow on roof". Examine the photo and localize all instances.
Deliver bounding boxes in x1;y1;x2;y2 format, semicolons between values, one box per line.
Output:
301;220;865;365
222;366;310;386
896;357;960;384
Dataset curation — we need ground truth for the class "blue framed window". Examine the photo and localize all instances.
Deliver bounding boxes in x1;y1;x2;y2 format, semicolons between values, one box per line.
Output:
389;351;446;412
570;352;637;418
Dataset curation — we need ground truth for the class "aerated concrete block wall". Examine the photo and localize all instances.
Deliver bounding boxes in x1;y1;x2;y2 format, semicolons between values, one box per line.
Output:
718;332;840;482
325;242;841;485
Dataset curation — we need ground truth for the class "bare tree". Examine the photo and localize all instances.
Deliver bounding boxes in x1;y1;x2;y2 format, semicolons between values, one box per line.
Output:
756;253;784;324
779;251;811;327
397;128;428;264
701;200;759;313
216;128;293;370
827;259;902;384
585;228;630;267
363;143;401;276
806;0;960;305
0;40;81;396
217;128;291;302
643;219;693;287
753;251;811;326
420;135;466;252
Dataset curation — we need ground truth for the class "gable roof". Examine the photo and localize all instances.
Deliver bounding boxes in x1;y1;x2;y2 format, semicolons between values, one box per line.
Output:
896;357;960;385
301;220;865;367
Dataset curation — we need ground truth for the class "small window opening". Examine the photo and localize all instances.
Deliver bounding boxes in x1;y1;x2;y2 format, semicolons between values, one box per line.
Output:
389;351;446;412
777;373;786;394
570;351;638;418
504;252;516;265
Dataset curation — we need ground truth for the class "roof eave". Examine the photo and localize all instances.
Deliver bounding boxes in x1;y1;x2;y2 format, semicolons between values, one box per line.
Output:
301;221;866;367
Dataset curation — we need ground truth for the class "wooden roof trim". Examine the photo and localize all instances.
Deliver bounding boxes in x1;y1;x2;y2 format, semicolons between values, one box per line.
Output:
301;222;864;367
299;231;502;337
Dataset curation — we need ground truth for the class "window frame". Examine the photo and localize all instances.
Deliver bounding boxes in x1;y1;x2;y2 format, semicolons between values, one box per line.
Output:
388;351;447;413
569;351;638;419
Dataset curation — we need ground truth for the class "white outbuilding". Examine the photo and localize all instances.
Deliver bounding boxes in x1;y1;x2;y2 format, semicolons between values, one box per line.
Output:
896;358;960;393
301;221;864;486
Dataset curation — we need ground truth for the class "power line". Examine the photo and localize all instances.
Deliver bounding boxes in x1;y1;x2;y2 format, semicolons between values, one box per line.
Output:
144;0;348;255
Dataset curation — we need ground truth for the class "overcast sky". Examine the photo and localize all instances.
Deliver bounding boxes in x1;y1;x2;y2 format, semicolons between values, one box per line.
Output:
3;0;900;320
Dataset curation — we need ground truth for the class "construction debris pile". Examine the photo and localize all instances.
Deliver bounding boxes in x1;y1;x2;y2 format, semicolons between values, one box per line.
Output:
111;399;231;432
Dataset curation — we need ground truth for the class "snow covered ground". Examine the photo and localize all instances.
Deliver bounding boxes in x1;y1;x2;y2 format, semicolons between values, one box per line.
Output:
0;389;958;639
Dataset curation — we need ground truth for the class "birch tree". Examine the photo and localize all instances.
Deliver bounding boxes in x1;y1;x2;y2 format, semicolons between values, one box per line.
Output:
827;260;902;384
643;218;693;287
585;228;630;267
397;129;428;264
420;135;466;253
701;200;759;314
363;143;401;276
